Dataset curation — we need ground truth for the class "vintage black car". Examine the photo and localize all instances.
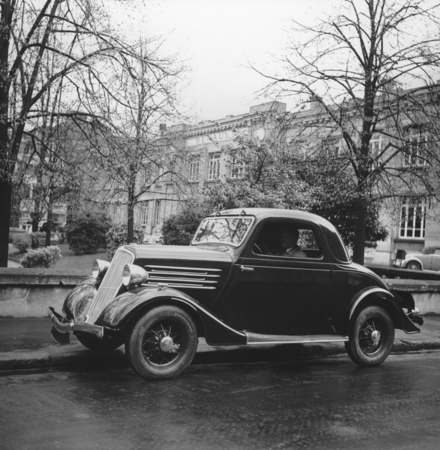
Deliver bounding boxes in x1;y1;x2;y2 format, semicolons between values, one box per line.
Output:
49;208;423;380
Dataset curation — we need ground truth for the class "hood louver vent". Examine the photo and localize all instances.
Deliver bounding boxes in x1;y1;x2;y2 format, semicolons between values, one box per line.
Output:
144;265;221;290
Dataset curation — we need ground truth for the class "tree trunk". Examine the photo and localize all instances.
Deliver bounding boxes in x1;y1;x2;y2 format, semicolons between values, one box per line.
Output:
127;183;135;243
0;1;12;267
127;164;136;244
0;180;13;267
10;189;21;227
32;213;39;233
352;198;367;265
127;182;135;243
127;204;134;244
46;188;53;246
32;189;42;233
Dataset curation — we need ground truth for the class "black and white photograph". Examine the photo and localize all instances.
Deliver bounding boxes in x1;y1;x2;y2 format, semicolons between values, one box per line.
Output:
2;1;440;449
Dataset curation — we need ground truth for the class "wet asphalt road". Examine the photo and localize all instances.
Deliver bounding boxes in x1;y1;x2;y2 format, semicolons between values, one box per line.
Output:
1;353;440;450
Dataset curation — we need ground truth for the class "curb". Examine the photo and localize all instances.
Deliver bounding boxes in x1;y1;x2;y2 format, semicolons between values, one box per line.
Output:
2;340;440;373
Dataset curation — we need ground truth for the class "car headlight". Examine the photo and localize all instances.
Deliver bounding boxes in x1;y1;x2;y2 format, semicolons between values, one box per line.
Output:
92;259;111;279
122;264;148;288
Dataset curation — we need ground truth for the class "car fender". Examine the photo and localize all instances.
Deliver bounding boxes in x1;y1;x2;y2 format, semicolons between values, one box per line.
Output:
346;287;420;334
98;286;247;346
403;257;424;270
63;278;98;321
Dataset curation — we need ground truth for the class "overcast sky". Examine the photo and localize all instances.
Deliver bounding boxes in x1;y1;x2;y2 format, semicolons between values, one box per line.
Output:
108;0;339;123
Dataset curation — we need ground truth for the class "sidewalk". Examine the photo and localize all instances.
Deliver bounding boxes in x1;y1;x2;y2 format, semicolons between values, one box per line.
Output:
1;316;440;372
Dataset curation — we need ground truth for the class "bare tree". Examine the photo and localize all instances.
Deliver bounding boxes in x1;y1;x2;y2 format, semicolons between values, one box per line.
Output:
256;0;440;264
0;0;152;266
91;38;187;243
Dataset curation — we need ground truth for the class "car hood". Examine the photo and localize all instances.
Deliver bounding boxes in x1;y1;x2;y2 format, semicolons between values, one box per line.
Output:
124;243;233;264
122;244;234;307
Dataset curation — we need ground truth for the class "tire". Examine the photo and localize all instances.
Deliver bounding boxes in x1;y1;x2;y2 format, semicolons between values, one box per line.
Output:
126;306;198;380
406;261;421;271
76;333;124;351
345;306;394;367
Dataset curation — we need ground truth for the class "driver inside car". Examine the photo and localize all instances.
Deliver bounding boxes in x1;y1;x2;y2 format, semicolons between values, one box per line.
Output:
279;227;307;258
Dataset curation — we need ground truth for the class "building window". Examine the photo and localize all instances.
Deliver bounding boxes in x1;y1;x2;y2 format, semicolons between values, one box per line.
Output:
370;135;383;157
154;200;161;226
189;157;200;182
400;198;426;239
208;152;221;181
403;129;427;167
230;156;245;178
140;203;148;226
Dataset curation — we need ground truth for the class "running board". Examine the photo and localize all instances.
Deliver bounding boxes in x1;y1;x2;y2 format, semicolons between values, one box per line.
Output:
245;332;348;345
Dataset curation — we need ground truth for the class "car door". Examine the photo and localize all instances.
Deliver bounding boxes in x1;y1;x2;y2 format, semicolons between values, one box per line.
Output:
219;220;334;336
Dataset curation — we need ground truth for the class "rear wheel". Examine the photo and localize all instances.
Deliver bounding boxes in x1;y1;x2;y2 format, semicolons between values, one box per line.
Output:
407;261;421;270
76;333;124;351
126;306;198;380
345;306;394;366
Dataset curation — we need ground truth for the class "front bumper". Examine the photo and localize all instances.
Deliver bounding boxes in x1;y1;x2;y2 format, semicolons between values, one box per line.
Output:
49;307;104;344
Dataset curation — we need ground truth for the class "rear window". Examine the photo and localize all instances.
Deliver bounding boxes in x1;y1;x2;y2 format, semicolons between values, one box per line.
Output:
322;225;349;262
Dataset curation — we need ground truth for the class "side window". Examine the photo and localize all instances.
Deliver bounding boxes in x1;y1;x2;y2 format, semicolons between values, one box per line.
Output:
434;249;440;255
252;221;323;259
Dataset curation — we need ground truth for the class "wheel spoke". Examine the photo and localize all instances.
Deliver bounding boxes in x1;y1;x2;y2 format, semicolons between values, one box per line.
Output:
129;307;197;380
141;318;186;366
358;317;386;355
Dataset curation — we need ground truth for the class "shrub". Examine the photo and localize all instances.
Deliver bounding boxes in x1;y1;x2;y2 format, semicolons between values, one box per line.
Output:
20;246;62;268
106;224;144;258
67;210;111;255
162;207;203;245
12;234;32;253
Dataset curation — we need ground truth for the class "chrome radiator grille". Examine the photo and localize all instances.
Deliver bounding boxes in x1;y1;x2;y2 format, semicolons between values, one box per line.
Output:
85;248;134;324
145;265;221;290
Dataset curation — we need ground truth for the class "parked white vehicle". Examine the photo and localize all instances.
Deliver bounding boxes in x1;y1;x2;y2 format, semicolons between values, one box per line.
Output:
395;247;440;271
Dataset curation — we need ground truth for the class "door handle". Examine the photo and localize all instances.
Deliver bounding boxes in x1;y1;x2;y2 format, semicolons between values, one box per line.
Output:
240;265;254;272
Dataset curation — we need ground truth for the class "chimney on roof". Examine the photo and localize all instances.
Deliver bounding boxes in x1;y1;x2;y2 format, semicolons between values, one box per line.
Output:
308;95;322;110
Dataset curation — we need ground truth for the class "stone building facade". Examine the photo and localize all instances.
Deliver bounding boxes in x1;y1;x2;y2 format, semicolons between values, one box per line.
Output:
130;101;287;237
122;94;440;266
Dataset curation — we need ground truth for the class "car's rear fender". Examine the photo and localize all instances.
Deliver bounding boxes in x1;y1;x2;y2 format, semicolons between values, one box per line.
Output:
403;257;424;270
98;286;247;346
390;289;416;311
343;287;420;335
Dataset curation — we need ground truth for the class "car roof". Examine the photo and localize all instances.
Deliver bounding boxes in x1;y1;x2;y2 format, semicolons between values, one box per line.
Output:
210;208;337;231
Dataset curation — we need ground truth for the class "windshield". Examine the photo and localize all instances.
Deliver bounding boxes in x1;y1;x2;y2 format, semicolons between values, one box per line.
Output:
192;216;255;247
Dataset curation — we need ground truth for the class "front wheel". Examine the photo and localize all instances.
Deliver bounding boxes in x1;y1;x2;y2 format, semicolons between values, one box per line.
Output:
345;306;394;367
126;306;198;380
